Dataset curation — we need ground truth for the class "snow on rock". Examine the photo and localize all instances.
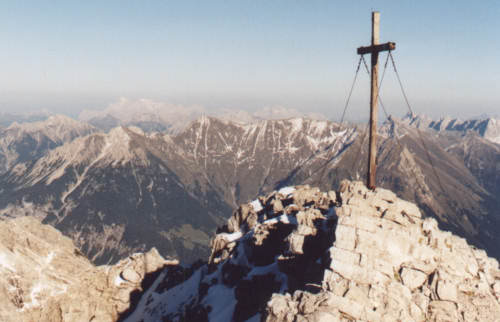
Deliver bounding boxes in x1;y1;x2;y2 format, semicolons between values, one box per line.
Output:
126;181;500;321
20;126;147;188
4;114;95;143
126;184;338;322
0;216;170;322
278;186;295;197
485;118;500;144
249;199;263;212
0;114;96;174
0;252;16;272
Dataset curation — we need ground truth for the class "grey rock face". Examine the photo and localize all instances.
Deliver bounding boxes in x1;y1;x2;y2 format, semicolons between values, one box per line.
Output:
127;181;500;321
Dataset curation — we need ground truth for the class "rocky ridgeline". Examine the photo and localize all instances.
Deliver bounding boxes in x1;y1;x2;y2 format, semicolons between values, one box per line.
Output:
0;217;172;322
128;181;500;322
266;181;500;321
2;181;499;321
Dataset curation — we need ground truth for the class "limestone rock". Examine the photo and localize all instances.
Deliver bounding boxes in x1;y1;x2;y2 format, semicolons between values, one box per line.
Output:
436;279;458;302
265;181;500;322
401;267;427;291
124;181;500;322
0;216;171;322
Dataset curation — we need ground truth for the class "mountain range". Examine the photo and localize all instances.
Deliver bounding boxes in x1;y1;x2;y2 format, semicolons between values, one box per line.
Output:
0;115;95;175
402;112;500;144
0;112;498;266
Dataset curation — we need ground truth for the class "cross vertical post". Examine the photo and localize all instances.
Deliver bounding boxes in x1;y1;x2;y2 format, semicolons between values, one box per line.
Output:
368;11;379;190
357;11;395;189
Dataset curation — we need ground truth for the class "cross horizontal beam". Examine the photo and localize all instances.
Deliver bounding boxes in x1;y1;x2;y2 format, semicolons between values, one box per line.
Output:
357;42;396;55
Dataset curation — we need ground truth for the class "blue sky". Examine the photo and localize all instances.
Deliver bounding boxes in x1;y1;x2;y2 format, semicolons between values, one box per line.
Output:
0;1;498;120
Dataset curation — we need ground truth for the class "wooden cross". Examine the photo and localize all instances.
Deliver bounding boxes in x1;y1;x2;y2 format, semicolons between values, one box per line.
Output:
357;11;396;189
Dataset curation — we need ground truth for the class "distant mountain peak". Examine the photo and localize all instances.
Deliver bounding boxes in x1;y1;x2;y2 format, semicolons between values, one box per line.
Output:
0;115;96;174
401;112;500;144
7;113;87;130
37;126;146;174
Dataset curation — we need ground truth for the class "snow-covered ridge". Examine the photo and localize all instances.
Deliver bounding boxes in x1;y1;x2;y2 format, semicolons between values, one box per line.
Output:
183;115;353;157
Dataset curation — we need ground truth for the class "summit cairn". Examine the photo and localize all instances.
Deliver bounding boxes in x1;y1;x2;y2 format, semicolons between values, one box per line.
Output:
127;180;500;322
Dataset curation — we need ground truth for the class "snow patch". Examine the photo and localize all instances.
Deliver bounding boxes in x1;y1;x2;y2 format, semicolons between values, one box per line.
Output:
45;251;55;265
278;186;295;197
250;199;263;212
289;118;303;133
203;284;237;321
219;231;243;243
158;269;202;318
27;283;44;308
114;275;127;287
0;252;16;272
262;213;297;226
310;120;327;135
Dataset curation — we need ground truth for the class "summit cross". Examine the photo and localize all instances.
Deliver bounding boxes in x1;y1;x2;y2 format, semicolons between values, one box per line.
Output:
357;11;396;189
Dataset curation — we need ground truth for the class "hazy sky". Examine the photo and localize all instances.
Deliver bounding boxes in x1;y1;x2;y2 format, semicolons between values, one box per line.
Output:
0;1;498;120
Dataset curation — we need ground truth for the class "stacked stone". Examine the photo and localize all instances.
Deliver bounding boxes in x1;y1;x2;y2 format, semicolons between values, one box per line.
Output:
266;180;500;322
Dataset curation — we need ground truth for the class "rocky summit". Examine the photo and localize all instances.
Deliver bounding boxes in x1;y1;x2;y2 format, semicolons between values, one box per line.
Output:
1;181;499;321
0;216;172;322
126;180;500;322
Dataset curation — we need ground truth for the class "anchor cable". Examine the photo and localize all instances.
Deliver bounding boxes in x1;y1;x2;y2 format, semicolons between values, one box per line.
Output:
340;56;363;124
361;52;434;199
388;51;448;197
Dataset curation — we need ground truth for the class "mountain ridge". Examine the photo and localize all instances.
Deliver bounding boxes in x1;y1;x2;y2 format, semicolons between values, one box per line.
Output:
1;113;499;266
0;115;96;175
